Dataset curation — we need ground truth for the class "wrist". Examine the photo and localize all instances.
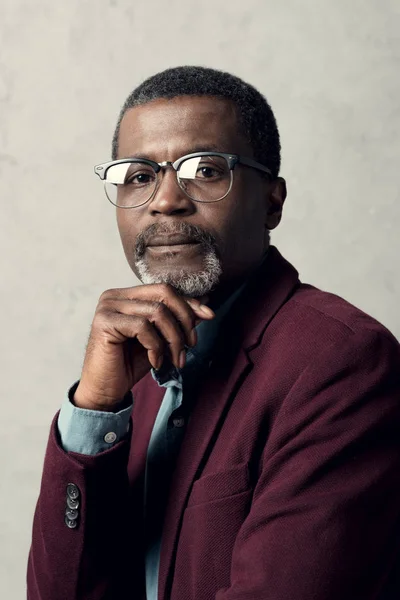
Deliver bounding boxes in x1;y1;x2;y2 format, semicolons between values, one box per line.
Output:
72;384;132;413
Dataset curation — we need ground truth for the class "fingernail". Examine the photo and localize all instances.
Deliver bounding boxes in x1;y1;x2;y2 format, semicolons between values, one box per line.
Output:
179;350;186;369
199;305;215;318
156;356;163;370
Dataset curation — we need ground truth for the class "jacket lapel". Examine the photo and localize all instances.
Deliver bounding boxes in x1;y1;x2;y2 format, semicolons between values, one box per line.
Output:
158;246;300;599
129;377;165;483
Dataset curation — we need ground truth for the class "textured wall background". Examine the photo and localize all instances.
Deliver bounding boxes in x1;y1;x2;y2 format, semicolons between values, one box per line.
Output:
0;0;399;596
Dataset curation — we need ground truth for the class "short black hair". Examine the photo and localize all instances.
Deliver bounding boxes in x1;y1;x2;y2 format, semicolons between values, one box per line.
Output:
111;66;281;179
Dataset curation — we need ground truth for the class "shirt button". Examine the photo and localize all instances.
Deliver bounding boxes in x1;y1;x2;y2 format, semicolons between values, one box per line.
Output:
173;418;185;428
104;431;117;444
65;515;78;529
66;483;80;500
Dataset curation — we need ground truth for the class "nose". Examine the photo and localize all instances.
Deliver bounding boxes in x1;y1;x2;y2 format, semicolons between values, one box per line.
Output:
147;168;195;216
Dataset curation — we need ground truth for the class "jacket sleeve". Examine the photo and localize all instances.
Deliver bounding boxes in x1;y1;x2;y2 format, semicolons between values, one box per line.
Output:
27;400;145;600
216;328;400;600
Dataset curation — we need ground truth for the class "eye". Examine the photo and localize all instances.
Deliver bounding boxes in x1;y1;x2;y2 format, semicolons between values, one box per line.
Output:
126;172;155;185
124;165;157;186
196;164;224;179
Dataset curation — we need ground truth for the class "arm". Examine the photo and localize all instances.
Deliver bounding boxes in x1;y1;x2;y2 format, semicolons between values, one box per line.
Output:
217;329;400;599
27;387;145;600
27;283;212;600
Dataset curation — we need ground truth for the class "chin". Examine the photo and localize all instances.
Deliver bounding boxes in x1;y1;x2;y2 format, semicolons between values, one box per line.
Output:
135;254;222;297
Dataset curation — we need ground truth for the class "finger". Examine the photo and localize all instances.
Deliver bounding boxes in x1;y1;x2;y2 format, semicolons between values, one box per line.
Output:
184;298;215;319
140;301;188;369
97;311;166;369
100;299;188;369
147;285;216;347
105;285;206;347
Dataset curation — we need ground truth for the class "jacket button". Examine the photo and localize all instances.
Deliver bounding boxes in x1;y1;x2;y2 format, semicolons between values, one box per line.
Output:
67;483;80;500
65;515;78;529
66;496;80;510
66;508;79;521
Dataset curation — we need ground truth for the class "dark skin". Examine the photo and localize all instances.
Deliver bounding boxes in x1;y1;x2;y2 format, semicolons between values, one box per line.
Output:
117;96;286;306
74;96;286;411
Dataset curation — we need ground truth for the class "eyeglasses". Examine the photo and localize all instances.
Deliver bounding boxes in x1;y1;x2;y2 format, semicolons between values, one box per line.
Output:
94;151;272;209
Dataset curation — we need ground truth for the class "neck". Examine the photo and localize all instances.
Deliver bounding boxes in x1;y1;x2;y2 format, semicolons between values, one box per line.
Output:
208;250;269;311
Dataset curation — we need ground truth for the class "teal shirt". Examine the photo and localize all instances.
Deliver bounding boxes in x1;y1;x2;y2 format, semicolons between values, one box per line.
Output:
58;286;244;599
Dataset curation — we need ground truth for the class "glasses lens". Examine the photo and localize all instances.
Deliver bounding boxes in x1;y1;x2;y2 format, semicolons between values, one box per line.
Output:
178;155;232;202
104;161;157;207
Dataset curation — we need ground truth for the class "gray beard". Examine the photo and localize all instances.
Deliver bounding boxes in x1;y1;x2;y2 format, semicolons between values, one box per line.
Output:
135;248;222;297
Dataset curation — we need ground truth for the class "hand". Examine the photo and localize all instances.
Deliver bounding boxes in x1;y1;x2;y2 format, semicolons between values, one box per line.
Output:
73;284;215;411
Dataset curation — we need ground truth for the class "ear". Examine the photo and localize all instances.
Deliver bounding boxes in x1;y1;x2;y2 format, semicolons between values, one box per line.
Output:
265;177;287;230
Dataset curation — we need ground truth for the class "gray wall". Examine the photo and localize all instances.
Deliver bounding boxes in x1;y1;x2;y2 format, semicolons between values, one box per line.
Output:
1;0;399;596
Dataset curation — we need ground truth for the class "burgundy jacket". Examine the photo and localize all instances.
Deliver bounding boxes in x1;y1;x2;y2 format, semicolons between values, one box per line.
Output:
28;247;400;600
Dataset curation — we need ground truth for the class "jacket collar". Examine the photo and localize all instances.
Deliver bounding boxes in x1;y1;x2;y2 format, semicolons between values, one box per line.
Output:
233;245;299;352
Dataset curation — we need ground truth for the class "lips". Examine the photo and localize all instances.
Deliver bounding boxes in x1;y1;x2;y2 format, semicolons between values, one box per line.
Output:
145;235;202;258
146;234;200;247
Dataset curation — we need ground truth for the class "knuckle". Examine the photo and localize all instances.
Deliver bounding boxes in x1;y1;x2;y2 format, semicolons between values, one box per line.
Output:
96;297;114;316
157;283;173;297
168;327;184;345
151;301;167;319
92;311;110;331
99;287;126;304
178;306;196;331
99;288;114;302
135;316;149;334
97;296;114;312
153;338;164;353
97;298;111;312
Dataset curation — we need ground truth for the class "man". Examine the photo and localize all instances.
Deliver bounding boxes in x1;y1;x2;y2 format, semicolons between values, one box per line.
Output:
27;66;400;600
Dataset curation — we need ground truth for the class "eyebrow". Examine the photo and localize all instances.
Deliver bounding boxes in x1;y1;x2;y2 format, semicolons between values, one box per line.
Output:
122;145;223;161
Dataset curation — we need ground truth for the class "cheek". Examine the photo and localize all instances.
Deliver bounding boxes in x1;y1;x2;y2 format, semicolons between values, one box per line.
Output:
199;204;238;252
214;194;264;253
117;211;135;239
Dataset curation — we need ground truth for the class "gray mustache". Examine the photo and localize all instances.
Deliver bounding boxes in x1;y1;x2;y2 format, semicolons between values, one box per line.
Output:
135;222;219;259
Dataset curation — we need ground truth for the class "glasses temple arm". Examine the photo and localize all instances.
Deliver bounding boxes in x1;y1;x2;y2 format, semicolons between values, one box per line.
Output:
237;156;272;176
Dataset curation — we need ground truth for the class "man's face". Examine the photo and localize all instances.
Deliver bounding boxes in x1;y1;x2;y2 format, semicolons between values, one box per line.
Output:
116;95;285;298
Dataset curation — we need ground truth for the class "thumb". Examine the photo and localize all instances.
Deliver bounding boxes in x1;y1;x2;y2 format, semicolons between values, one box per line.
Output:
184;297;215;321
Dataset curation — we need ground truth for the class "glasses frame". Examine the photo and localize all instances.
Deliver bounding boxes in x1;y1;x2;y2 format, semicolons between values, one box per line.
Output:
94;151;272;208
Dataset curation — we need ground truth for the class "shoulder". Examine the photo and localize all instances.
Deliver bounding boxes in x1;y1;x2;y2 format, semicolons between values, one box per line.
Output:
292;283;396;338
254;282;400;380
284;282;398;351
250;284;400;429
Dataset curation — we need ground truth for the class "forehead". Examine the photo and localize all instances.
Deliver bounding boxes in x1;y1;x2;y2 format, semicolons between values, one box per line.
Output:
117;96;252;160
